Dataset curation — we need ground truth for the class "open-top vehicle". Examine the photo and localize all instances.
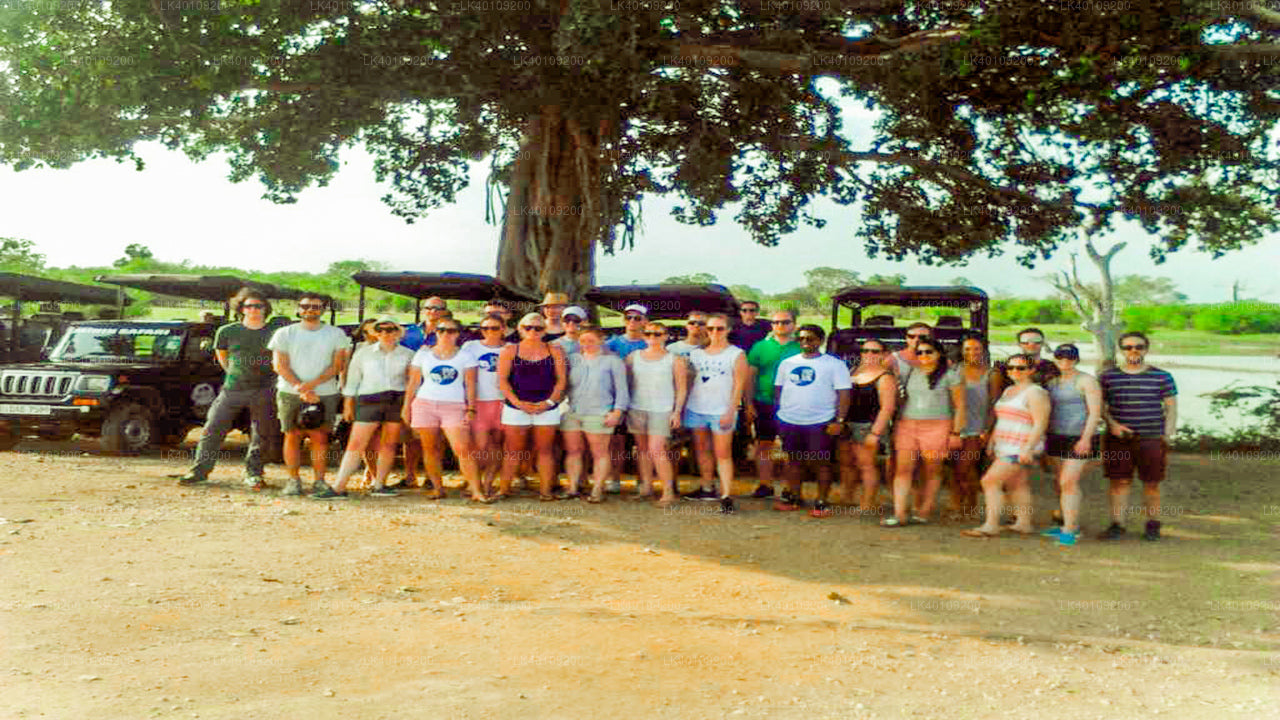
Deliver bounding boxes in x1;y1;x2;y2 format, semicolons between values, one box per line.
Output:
1;272;129;365
94;273;331;322
0;275;314;454
827;285;989;363
585;283;740;337
350;271;539;325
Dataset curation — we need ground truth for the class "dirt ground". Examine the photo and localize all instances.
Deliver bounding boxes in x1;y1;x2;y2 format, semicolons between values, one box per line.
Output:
2;436;1278;719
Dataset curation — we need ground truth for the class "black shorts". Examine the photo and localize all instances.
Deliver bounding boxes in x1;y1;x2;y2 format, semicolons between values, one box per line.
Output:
354;391;405;424
778;420;836;463
1103;434;1167;485
752;400;779;441
1045;433;1099;459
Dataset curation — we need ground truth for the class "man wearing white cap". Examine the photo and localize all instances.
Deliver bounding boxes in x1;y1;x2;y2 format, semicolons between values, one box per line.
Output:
606;303;649;359
552;306;589;356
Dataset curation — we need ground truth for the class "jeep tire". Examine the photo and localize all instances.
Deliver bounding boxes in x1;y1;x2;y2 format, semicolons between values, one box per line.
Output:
101;403;155;455
0;419;20;451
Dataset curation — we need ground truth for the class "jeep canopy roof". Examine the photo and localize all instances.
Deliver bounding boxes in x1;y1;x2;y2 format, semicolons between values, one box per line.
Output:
832;285;989;307
94;274;318;302
350;271;539;322
585;284;740;320
1;272;129;306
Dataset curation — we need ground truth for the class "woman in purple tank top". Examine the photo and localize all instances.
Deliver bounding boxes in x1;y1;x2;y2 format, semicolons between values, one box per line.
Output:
496;313;567;501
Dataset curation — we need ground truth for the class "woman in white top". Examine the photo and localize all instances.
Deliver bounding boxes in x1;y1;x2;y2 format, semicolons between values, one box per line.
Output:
460;313;509;497
683;313;749;514
627;322;688;507
325;317;414;498
402;318;489;502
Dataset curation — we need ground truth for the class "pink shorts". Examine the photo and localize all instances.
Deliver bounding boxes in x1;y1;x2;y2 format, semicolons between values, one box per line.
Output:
410;398;467;429
894;418;952;460
471;400;503;434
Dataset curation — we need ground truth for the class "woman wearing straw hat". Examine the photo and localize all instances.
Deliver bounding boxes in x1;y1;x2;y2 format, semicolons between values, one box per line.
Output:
539;292;571;342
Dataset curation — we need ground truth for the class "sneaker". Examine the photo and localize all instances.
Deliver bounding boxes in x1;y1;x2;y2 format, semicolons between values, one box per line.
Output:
176;472;207;486
773;491;802;512
1040;527;1064;538
369;485;398;497
682;487;718;501
750;484;775;499
281;478;304;496
243;475;268;491
605;478;622;494
1142;520;1161;542
720;497;735;515
1097;522;1126;540
312;483;344;500
809;501;833;518
1056;530;1078;547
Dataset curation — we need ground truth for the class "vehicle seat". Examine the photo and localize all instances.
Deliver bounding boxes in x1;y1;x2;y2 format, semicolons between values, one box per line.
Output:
935;315;964;328
864;315;895;326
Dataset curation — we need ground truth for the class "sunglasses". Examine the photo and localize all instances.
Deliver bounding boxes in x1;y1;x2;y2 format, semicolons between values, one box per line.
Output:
436;327;460;334
741;307;759;312
773;319;794;325
860;348;884;354
644;331;666;337
687;320;706;326
1007;365;1030;371
242;303;266;310
1121;344;1146;351
797;335;821;342
625;315;645;321
1019;339;1044;345
425;305;447;311
906;333;929;340
707;326;728;332
521;325;546;332
480;325;504;331
915;349;937;356
299;303;325;310
374;326;399;333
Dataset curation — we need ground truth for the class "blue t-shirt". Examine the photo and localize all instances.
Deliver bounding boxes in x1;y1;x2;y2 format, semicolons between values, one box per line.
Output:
605;335;647;359
400;324;437;352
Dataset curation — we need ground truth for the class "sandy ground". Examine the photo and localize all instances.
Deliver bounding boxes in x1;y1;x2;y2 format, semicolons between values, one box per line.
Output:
2;437;1278;719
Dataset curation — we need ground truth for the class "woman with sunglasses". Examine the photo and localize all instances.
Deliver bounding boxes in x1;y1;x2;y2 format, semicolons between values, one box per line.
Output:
322;317;414;498
402;318;488;502
948;333;1001;520
884;337;966;527
626;321;688;507
1041;344;1102;546
561;325;631;502
684;313;749;514
962;353;1050;537
496;312;569;501
461;312;512;497
838;339;896;513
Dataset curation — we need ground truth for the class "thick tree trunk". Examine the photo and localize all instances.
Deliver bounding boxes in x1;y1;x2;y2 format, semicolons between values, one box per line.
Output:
495;106;602;303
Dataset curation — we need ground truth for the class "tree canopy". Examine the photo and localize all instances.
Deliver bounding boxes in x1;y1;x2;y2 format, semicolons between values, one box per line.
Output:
2;1;1278;295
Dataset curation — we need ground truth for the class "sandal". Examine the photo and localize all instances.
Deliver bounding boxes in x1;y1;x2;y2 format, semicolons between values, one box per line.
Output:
961;527;1002;538
655;496;679;509
490;492;510;502
539;494;557;502
880;517;908;528
468;495;496;504
426;490;447;501
587;494;604;504
910;515;929;525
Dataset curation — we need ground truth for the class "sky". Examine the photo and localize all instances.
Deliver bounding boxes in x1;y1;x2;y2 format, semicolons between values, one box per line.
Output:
2;140;1278;303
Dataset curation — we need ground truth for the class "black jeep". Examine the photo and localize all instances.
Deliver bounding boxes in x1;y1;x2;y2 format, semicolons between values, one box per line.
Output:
827;285;990;364
0;320;230;453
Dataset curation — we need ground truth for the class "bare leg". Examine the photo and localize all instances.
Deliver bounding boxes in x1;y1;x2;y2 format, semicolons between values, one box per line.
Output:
916;457;946;519
816;461;834;503
563;430;586;495
1108;478;1132;525
442;425;484;500
283;430;304;480
374;423;400;487
1057;458;1089;533
403;430;422;487
854;441;881;512
649;434;676;502
971;460;1022;533
837;441;857;505
755;439;776;489
417;428;447;496
633;432;655;496
533;425;558;497
1006;468;1034;533
1142;482;1161;522
691;429;715;493
608;433;626;485
891;445;919;524
334;422;380;493
587;432;614;499
499;426;527;496
712;431;735;499
307;429;329;485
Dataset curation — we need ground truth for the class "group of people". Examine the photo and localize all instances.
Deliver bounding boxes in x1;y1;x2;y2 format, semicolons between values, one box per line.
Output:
176;289;1178;542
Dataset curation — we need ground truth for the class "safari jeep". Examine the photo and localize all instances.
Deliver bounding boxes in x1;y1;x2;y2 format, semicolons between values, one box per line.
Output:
0;320;233;454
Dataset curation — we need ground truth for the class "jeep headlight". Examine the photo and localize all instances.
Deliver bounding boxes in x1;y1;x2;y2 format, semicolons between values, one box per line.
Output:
75;375;114;394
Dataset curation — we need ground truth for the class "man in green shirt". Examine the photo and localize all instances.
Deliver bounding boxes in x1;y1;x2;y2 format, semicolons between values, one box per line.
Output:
744;309;801;498
178;288;278;489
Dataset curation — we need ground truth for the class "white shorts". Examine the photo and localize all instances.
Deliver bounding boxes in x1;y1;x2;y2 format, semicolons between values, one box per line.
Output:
501;402;565;427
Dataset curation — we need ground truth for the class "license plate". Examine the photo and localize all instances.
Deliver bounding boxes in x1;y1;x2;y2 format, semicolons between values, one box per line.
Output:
0;404;53;416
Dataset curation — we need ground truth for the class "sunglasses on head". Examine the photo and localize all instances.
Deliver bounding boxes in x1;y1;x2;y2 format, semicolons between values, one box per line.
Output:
522;325;546;331
1121;344;1146;351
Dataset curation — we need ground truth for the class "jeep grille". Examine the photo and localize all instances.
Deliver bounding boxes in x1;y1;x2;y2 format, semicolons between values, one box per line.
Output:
0;371;75;398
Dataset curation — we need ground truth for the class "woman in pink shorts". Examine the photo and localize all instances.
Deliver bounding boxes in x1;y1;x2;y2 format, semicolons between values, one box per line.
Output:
402;318;488;502
884;337;966;527
461;313;510;497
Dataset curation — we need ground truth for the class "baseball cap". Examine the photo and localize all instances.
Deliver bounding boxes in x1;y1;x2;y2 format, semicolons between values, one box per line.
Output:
563;306;588;320
623;303;648;316
1053;343;1080;360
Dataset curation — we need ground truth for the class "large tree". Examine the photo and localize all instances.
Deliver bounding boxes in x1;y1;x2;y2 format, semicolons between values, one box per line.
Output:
2;1;1278;301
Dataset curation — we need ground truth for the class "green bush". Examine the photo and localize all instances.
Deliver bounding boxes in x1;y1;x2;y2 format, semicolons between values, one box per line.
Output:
990;298;1078;325
1191;303;1280;334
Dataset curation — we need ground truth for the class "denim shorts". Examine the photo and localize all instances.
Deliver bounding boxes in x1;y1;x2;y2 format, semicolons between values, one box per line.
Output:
682;408;737;435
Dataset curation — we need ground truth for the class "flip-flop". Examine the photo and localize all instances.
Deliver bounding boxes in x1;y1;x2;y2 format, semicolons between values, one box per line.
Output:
539;494;558;502
910;515;929;525
961;527;1002;538
468;495;496;504
587;495;604;504
880;517;908;528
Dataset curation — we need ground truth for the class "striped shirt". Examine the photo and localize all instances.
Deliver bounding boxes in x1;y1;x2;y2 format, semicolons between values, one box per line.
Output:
1099;366;1176;438
992;385;1046;457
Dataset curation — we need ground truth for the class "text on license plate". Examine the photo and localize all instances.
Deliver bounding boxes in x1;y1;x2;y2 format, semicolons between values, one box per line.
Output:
0;404;53;416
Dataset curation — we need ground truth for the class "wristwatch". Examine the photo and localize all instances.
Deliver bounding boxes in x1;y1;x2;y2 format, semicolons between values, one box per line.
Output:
544;399;556;407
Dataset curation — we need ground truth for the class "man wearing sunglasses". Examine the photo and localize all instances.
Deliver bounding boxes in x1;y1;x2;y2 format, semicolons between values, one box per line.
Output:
743;310;802;499
729;300;771;352
268;293;350;496
401;296;449;352
667;311;710;358
1098;331;1177;542
178;288;278;489
995;327;1061;391
606;304;649;358
891;322;933;377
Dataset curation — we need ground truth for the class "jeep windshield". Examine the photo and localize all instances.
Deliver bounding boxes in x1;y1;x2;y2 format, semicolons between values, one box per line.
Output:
49;325;186;362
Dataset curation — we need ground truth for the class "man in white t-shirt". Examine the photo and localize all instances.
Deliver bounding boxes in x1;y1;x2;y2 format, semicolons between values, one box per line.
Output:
773;325;852;517
269;293;350;497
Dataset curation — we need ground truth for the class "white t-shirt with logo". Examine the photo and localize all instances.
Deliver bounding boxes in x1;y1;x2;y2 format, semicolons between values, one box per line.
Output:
267;322;350;396
411;347;478;403
686;345;744;415
461;339;506;402
774;353;853;425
